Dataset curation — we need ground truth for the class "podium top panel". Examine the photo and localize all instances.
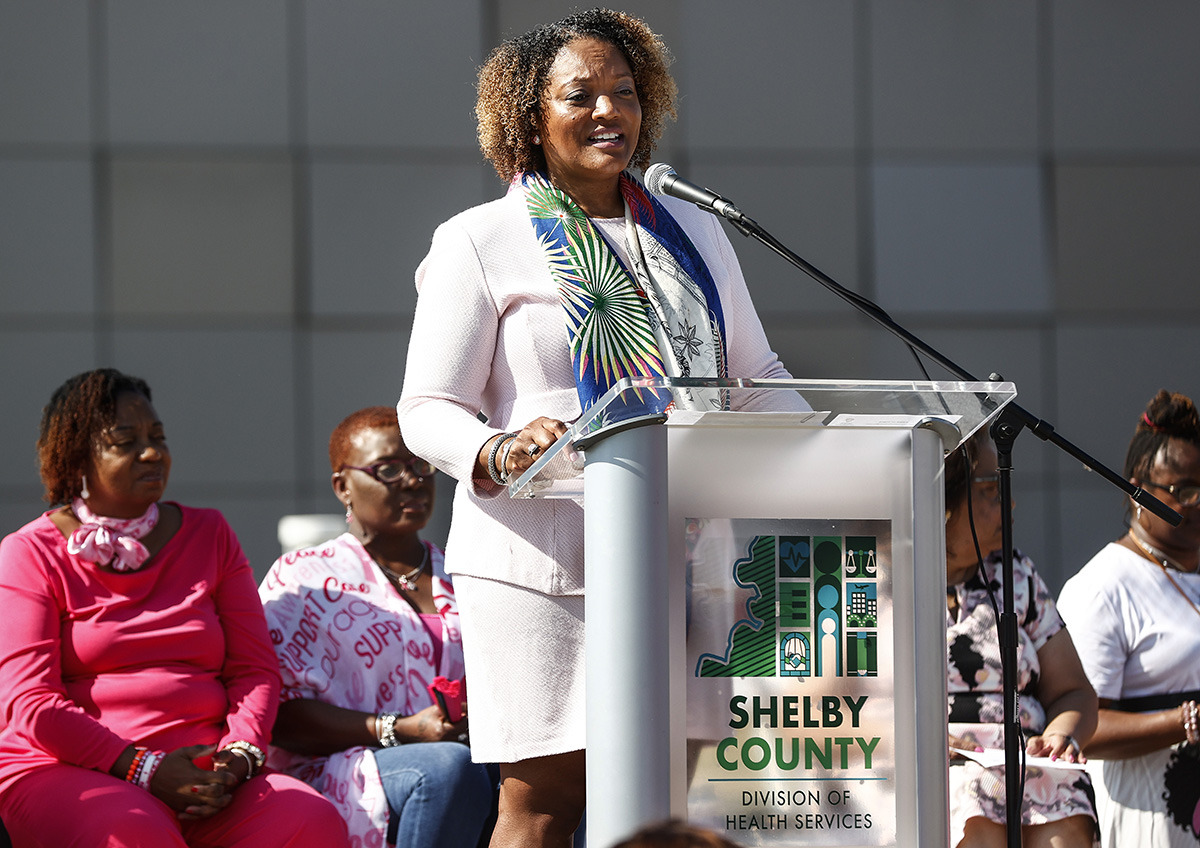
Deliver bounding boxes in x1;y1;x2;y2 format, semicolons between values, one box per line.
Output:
507;377;1016;499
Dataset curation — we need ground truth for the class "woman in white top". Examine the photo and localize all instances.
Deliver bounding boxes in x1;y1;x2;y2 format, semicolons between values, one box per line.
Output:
1059;390;1200;847
397;9;799;847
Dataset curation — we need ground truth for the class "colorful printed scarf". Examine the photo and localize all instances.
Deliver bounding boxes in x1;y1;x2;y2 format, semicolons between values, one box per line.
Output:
520;170;728;420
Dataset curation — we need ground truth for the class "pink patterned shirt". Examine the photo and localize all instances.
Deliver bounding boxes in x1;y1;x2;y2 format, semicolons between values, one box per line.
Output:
258;534;462;846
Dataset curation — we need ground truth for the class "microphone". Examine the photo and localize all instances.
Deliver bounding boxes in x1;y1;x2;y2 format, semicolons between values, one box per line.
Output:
644;163;749;225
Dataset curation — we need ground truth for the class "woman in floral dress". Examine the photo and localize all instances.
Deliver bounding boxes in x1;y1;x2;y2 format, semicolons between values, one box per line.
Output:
944;431;1099;847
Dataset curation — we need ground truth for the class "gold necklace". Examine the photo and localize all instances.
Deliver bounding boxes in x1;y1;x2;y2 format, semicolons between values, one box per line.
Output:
1129;528;1197;573
1129;531;1200;620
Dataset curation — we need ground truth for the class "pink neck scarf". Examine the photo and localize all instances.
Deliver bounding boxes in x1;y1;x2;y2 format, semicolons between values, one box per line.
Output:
67;497;159;571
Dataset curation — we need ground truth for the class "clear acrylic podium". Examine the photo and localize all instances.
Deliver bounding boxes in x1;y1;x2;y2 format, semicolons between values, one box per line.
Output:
509;377;1016;848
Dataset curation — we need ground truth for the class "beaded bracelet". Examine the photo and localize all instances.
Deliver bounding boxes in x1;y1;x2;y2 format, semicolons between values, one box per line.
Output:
223;741;265;777
1183;700;1199;746
486;433;518;486
134;750;165;790
377;712;401;748
124;747;148;783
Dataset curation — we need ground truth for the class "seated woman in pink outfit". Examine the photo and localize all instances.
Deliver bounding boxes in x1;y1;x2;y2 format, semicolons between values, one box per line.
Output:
0;368;350;848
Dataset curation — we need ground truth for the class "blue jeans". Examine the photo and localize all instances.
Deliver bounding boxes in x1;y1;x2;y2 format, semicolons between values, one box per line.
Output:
374;742;497;848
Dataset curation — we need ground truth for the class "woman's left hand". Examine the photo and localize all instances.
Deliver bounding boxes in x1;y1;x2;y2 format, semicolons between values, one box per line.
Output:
1026;731;1086;764
150;744;238;820
396;704;471;744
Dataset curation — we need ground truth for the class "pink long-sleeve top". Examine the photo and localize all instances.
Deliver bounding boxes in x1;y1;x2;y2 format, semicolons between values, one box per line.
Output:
0;504;280;794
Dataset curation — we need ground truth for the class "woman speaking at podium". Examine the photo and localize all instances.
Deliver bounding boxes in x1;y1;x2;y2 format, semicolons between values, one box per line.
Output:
398;8;797;846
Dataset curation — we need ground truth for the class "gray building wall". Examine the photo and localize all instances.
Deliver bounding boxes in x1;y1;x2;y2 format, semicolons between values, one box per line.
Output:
3;0;1199;590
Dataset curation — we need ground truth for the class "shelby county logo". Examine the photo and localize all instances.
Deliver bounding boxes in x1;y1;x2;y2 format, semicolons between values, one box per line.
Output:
695;535;880;680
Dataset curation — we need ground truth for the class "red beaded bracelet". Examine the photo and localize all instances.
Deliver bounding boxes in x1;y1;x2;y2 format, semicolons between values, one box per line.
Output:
124;747;148;783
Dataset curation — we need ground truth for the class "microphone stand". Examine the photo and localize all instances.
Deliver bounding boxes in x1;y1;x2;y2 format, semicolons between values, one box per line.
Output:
705;202;1181;848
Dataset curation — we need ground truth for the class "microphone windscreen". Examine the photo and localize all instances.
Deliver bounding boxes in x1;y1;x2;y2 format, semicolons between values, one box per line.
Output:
644;162;675;195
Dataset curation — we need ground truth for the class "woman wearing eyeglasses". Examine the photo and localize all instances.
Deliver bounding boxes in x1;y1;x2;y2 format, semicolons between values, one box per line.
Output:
1058;390;1200;848
944;430;1099;848
258;406;496;848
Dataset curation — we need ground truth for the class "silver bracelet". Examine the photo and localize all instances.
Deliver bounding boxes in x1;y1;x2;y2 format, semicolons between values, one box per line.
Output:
377;712;401;748
227;746;257;777
1061;734;1080;757
486;433;517;486
1044;730;1080;756
498;434;519;484
223;740;265;777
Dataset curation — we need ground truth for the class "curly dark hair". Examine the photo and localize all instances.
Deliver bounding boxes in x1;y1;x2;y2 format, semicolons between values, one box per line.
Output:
328;406;400;472
1162;744;1200;838
1124;390;1200;480
1123;390;1200;521
475;7;677;182
37;368;153;506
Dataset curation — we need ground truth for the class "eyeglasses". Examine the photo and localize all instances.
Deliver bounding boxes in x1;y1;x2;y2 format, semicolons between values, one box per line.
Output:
341;457;434;485
1142;480;1200;508
968;473;1002;503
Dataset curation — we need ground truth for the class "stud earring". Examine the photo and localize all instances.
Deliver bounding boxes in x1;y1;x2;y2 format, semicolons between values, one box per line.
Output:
533;134;541;145
81;475;90;500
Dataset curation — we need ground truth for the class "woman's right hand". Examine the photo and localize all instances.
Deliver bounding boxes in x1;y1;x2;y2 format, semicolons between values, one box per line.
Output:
150;744;238;820
478;417;569;484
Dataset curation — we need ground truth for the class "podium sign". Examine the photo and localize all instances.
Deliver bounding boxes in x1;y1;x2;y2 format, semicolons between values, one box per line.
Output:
684;518;892;841
672;419;914;847
508;378;1015;848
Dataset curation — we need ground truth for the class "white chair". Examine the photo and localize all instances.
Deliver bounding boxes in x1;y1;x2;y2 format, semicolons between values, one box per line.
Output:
276;514;345;555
